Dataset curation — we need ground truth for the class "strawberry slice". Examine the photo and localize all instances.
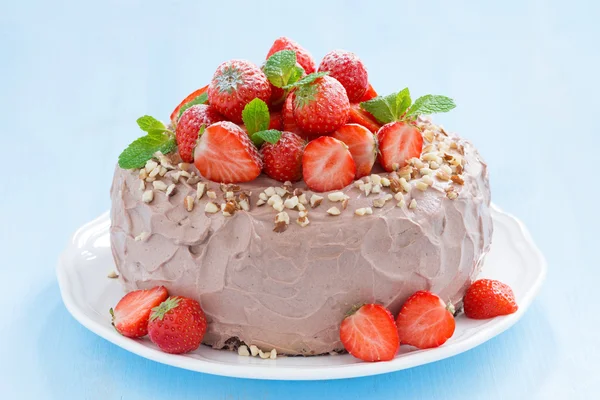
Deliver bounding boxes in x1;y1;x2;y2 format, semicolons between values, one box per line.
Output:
340;304;400;362
395;291;456;349
110;286;169;338
348;104;382;133
377;121;423;172
302;136;356;192
194;121;263;183
463;279;518;319
359;83;378;102
331;124;377;179
170;85;208;125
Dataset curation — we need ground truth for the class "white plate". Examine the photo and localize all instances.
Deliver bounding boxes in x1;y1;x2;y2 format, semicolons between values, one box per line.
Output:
56;204;546;380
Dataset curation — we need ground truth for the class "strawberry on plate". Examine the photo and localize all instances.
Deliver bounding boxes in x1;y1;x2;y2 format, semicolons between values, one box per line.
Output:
463;279;518;319
331;124;377;179
318;50;368;102
110;286;169;338
208;60;271;123
348;103;382;133
359;83;378;102
377;121;423;172
396;291;456;349
261;131;305;182
176;104;224;163
266;36;316;74
148;296;207;354
293;75;350;136
194;121;262;183
340;304;400;362
170;85;208;125
302;136;356;192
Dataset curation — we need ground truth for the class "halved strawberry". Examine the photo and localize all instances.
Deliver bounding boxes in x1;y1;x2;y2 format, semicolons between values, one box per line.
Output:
377;121;423;172
395;291;455;349
110;286;169;338
340;304;400;362
463;279;518;319
359;83;378;102
302;136;356;192
194;121;262;183
331;124;377;179
170;85;208;125
348;104;382;133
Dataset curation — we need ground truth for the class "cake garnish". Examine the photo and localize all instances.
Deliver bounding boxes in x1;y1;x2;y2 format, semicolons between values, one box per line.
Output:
463;279;518;319
302;136;355;192
109;286;169;339
118;116;176;169
169;86;208;125
318;50;368;102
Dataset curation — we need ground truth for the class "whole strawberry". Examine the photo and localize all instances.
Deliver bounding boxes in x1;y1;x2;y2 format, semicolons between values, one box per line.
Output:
396;291;456;349
282;92;303;135
266;37;316;74
318;50;368;102
110;286;169;338
464;279;518;319
208;60;271;123
176;104;224;162
340;304;399;362
261;131;305;182
293;75;350;136
194;121;263;183
148;296;207;354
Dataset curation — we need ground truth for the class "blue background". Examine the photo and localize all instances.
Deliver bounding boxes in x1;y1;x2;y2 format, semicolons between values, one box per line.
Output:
1;0;598;398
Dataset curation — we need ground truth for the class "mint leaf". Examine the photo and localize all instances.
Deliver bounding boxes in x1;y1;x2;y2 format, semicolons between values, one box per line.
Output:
177;92;208;120
264;50;297;88
406;95;456;118
396;88;412;118
118;131;176;169
251;129;282;147
360;95;397;124
242;98;270;135
284;71;329;89
136;115;169;135
288;65;305;86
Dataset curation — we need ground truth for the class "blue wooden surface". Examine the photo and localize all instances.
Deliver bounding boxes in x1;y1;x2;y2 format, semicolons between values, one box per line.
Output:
1;1;598;398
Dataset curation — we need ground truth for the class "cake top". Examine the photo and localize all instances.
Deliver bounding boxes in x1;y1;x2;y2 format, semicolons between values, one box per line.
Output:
116;37;467;232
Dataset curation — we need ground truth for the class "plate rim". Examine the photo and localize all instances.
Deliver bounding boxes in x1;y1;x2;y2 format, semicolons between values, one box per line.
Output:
56;204;547;380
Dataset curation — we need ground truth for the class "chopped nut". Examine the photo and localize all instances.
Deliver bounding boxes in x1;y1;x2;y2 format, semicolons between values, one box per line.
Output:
445;185;455;193
187;175;200;185
138;180;145;192
429;161;440;170
383;193;393;201
341;198;349;210
135;231;150;242
149;165;161;178
447;190;458;200
145;176;156;183
422;152;440;162
238;345;250;356
327;207;341;216
158;166;168;177
249;345;259;357
436;170;451;181
372;198;386;208
205;202;219;213
389;177;402;193
170;171;182;183
396;199;406;208
184;196;195;212
297;203;306;211
222;201;237;216
153;180;168;191
409;199;417;209
450;141;458;150
256;199;266;207
422;144;434;153
142;190;154;203
270;349;277;359
166;184;177;197
455;164;464;175
258;350;270;359
363;182;373;196
283;180;292;187
420;167;433;176
451;175;465;185
371;184;381;194
259;192;268;201
179;170;192;179
298;193;308;205
328;191;348;202
391;163;400;171
415;181;429;191
398;165;413;180
284;196;299;209
381;177;391;187
264;187;276;197
400;178;411;193
394;192;404;202
225;191;235;200
178;162;191;171
273;201;284;212
275;186;287;197
421;175;434;186
145;160;158;174
139;168;148;180
296;215;310;227
298;210;308;218
354;179;364;188
355;208;368;216
207;190;217;199
238;197;250;211
310;194;323;208
273;217;289;232
370;174;382;186
441;164;453;175
267;194;283;206
423;129;434;142
196;183;206;200
107;270;119;279
292;188;303;197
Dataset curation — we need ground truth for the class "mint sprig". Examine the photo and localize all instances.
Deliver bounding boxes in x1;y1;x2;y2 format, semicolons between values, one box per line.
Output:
283;71;328;89
264;50;300;88
360;89;455;124
242;98;270;135
250;129;282;147
118;116;176;169
177;92;208;120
